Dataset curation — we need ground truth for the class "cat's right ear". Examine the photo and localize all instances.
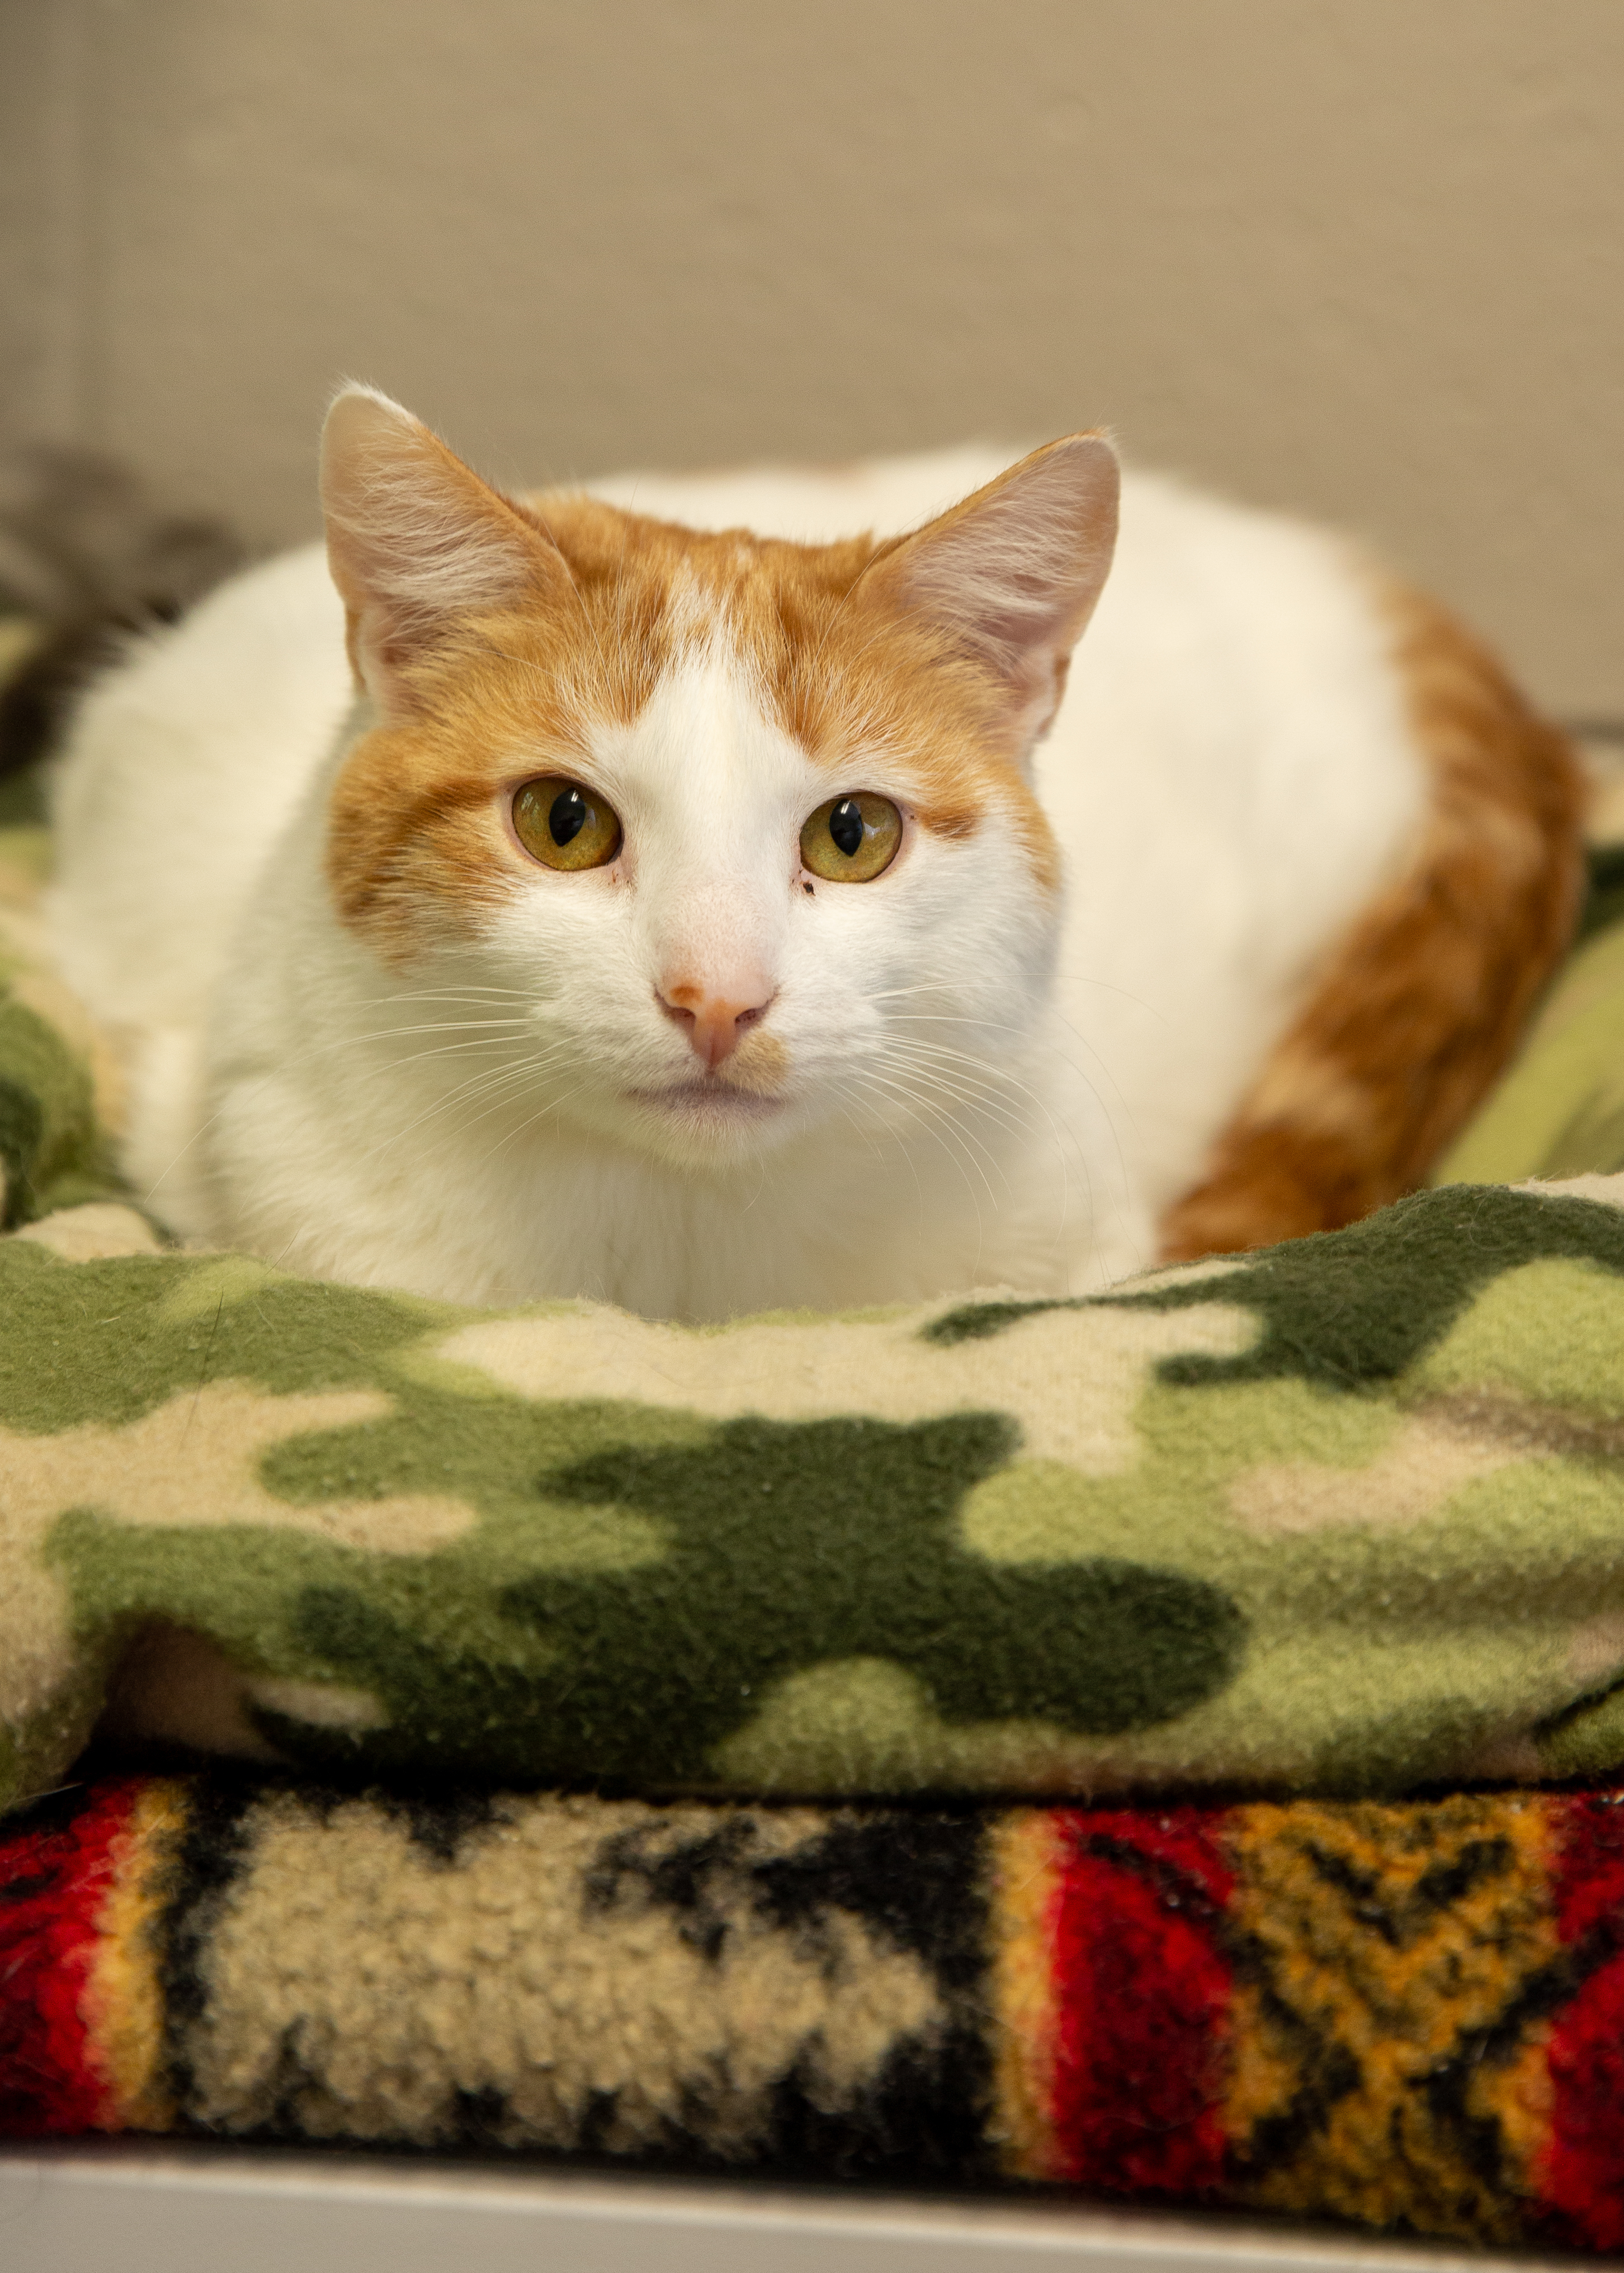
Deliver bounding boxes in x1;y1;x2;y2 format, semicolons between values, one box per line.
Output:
320;385;564;719
862;433;1120;766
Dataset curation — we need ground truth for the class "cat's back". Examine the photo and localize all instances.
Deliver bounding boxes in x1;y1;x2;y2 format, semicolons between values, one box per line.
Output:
586;446;1019;545
588;447;1401;793
49;541;348;1028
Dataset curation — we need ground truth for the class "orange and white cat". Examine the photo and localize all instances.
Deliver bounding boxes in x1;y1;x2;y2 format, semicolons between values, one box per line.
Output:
47;389;1581;1319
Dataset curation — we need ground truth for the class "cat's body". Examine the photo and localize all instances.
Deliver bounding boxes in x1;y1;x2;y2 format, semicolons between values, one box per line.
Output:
48;399;1581;1319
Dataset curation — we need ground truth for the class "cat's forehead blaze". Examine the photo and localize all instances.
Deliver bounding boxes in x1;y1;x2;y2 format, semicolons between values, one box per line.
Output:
325;494;1059;955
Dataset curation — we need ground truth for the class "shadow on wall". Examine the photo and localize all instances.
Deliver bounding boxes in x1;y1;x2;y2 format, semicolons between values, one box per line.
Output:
0;448;242;774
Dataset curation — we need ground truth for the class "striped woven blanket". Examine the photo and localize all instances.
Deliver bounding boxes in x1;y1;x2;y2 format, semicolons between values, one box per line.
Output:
7;1774;1624;2255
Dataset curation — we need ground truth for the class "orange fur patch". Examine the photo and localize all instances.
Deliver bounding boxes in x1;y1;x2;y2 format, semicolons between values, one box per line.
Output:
723;1027;790;1095
326;488;1060;960
1156;580;1588;1263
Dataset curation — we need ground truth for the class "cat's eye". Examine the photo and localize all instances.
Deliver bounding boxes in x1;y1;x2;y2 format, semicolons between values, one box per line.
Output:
512;777;622;871
800;794;903;883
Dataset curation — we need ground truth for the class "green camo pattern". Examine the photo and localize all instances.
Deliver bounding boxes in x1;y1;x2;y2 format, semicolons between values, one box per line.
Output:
7;826;1624;1816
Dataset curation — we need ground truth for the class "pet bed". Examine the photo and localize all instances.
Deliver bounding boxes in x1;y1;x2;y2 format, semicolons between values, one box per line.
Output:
7;792;1624;2253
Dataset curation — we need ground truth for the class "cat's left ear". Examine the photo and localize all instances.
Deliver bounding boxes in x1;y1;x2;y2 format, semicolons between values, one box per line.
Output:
320;384;567;719
865;433;1119;764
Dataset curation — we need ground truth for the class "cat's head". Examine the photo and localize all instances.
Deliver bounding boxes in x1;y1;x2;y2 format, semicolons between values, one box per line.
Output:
318;387;1117;1170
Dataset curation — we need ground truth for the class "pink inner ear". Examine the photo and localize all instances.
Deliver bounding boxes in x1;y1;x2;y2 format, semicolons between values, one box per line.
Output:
320;388;554;707
874;436;1118;738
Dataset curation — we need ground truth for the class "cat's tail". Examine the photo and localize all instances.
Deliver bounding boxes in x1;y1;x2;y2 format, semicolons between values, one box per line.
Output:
0;445;243;781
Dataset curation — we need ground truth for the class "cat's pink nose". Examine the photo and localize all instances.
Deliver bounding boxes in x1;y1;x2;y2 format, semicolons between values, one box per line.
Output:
658;978;773;1069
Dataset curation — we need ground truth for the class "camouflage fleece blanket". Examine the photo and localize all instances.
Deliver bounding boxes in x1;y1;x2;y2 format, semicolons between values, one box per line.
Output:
7;805;1624;1820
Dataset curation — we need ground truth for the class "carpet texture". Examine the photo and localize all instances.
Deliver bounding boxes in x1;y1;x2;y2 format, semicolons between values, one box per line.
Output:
11;1773;1624;2253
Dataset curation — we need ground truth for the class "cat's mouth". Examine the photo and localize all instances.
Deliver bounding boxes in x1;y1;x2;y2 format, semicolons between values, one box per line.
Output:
626;1080;786;1122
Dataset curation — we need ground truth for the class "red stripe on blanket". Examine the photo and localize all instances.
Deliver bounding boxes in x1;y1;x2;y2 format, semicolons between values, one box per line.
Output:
1540;1794;1624;2251
1049;1807;1233;2195
0;1779;142;2134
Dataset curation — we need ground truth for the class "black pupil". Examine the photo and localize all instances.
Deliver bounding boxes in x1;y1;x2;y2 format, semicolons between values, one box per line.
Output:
549;787;588;847
828;799;865;858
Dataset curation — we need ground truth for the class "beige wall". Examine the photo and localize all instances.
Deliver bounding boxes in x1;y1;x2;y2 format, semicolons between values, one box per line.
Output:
2;0;1621;713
